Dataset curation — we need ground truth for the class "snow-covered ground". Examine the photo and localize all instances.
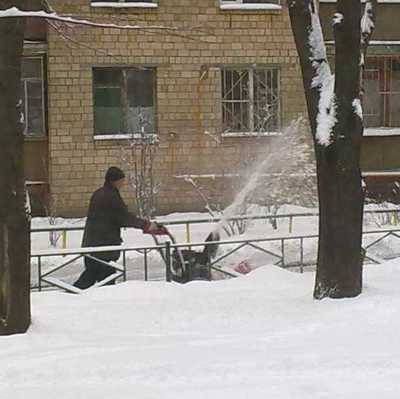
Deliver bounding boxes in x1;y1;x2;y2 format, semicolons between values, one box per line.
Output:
3;260;400;398
3;205;400;397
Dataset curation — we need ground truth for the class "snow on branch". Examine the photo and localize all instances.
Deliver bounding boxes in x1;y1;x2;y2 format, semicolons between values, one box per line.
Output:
352;98;363;120
361;0;377;41
0;7;180;33
308;0;336;147
358;1;377;121
361;0;378;65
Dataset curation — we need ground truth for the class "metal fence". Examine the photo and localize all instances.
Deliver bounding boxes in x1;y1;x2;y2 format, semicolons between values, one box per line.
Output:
31;207;400;249
30;227;400;293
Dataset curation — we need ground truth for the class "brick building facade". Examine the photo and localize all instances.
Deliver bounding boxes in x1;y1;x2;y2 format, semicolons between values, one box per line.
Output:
23;0;307;216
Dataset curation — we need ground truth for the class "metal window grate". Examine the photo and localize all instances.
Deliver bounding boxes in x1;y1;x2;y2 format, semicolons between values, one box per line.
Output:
222;68;280;134
363;56;400;128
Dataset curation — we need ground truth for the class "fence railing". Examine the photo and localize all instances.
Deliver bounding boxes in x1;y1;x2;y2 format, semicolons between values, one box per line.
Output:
30;227;400;293
31;207;400;249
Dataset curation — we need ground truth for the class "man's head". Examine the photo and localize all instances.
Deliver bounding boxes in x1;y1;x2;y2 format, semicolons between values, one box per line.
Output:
105;166;126;190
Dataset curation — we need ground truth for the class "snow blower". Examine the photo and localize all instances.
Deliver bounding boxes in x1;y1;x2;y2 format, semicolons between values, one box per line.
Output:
152;228;220;283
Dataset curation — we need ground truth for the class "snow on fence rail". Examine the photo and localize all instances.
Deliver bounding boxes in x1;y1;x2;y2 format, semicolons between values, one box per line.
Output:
31;207;400;248
30;228;400;293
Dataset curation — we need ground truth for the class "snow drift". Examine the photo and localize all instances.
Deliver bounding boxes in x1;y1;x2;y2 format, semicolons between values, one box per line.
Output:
2;260;400;398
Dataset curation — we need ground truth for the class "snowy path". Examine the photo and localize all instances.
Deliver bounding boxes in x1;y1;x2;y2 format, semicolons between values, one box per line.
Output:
2;263;400;398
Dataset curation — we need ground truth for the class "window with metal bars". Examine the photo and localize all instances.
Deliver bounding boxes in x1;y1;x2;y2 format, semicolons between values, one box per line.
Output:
221;68;280;135
21;57;46;137
363;56;400;129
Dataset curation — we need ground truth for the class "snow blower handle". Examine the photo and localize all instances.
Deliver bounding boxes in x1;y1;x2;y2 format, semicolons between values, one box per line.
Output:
143;220;169;236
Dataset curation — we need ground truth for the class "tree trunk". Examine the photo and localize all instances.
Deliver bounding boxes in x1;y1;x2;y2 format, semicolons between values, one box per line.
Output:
0;0;31;335
288;0;364;298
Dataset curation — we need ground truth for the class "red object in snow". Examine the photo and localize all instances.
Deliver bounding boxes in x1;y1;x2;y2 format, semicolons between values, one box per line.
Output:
234;260;252;274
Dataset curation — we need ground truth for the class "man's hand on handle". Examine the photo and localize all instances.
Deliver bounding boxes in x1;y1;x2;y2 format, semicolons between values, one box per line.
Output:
143;220;169;236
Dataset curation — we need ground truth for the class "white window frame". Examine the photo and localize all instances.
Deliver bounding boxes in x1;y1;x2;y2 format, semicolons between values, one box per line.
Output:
221;67;281;137
21;56;46;138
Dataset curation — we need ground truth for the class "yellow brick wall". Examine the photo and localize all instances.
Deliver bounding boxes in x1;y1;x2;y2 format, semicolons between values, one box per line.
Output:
47;0;307;216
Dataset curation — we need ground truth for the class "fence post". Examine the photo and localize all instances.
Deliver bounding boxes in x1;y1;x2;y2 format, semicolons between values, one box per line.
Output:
38;256;42;292
122;251;127;281
62;230;67;249
165;241;172;282
289;216;293;234
144;249;148;281
186;223;191;243
300;237;304;273
392;211;399;226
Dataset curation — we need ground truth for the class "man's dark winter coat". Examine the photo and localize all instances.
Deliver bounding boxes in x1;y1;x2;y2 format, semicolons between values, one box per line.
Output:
82;182;145;261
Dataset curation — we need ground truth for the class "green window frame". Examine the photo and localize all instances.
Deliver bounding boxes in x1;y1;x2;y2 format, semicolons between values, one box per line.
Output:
93;67;156;139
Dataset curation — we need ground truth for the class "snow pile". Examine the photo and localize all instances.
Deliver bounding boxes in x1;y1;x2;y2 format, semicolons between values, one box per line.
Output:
2;262;400;398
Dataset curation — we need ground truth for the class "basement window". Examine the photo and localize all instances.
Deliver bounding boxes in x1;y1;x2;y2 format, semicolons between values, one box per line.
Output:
93;67;156;140
219;0;282;11
91;1;158;9
221;67;280;136
21;57;46;137
363;56;400;132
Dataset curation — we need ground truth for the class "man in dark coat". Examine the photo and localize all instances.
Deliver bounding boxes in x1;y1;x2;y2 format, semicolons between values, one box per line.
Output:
74;166;166;289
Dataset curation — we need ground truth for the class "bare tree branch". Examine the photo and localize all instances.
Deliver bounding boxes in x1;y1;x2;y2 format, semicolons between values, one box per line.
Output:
46;20;115;56
0;6;202;36
40;0;54;13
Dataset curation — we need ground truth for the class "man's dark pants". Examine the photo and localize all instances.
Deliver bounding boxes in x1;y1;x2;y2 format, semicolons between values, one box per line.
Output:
74;255;117;289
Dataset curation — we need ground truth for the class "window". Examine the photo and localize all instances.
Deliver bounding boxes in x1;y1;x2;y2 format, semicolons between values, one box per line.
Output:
21;57;46;137
221;68;280;135
363;57;400;129
93;67;156;138
91;0;158;8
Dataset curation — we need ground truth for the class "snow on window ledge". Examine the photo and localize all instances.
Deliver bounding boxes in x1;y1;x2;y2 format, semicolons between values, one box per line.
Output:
221;131;281;138
90;2;158;9
26;180;47;185
320;1;400;3
94;134;131;140
219;4;282;11
364;128;400;137
362;170;400;177
94;134;158;143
